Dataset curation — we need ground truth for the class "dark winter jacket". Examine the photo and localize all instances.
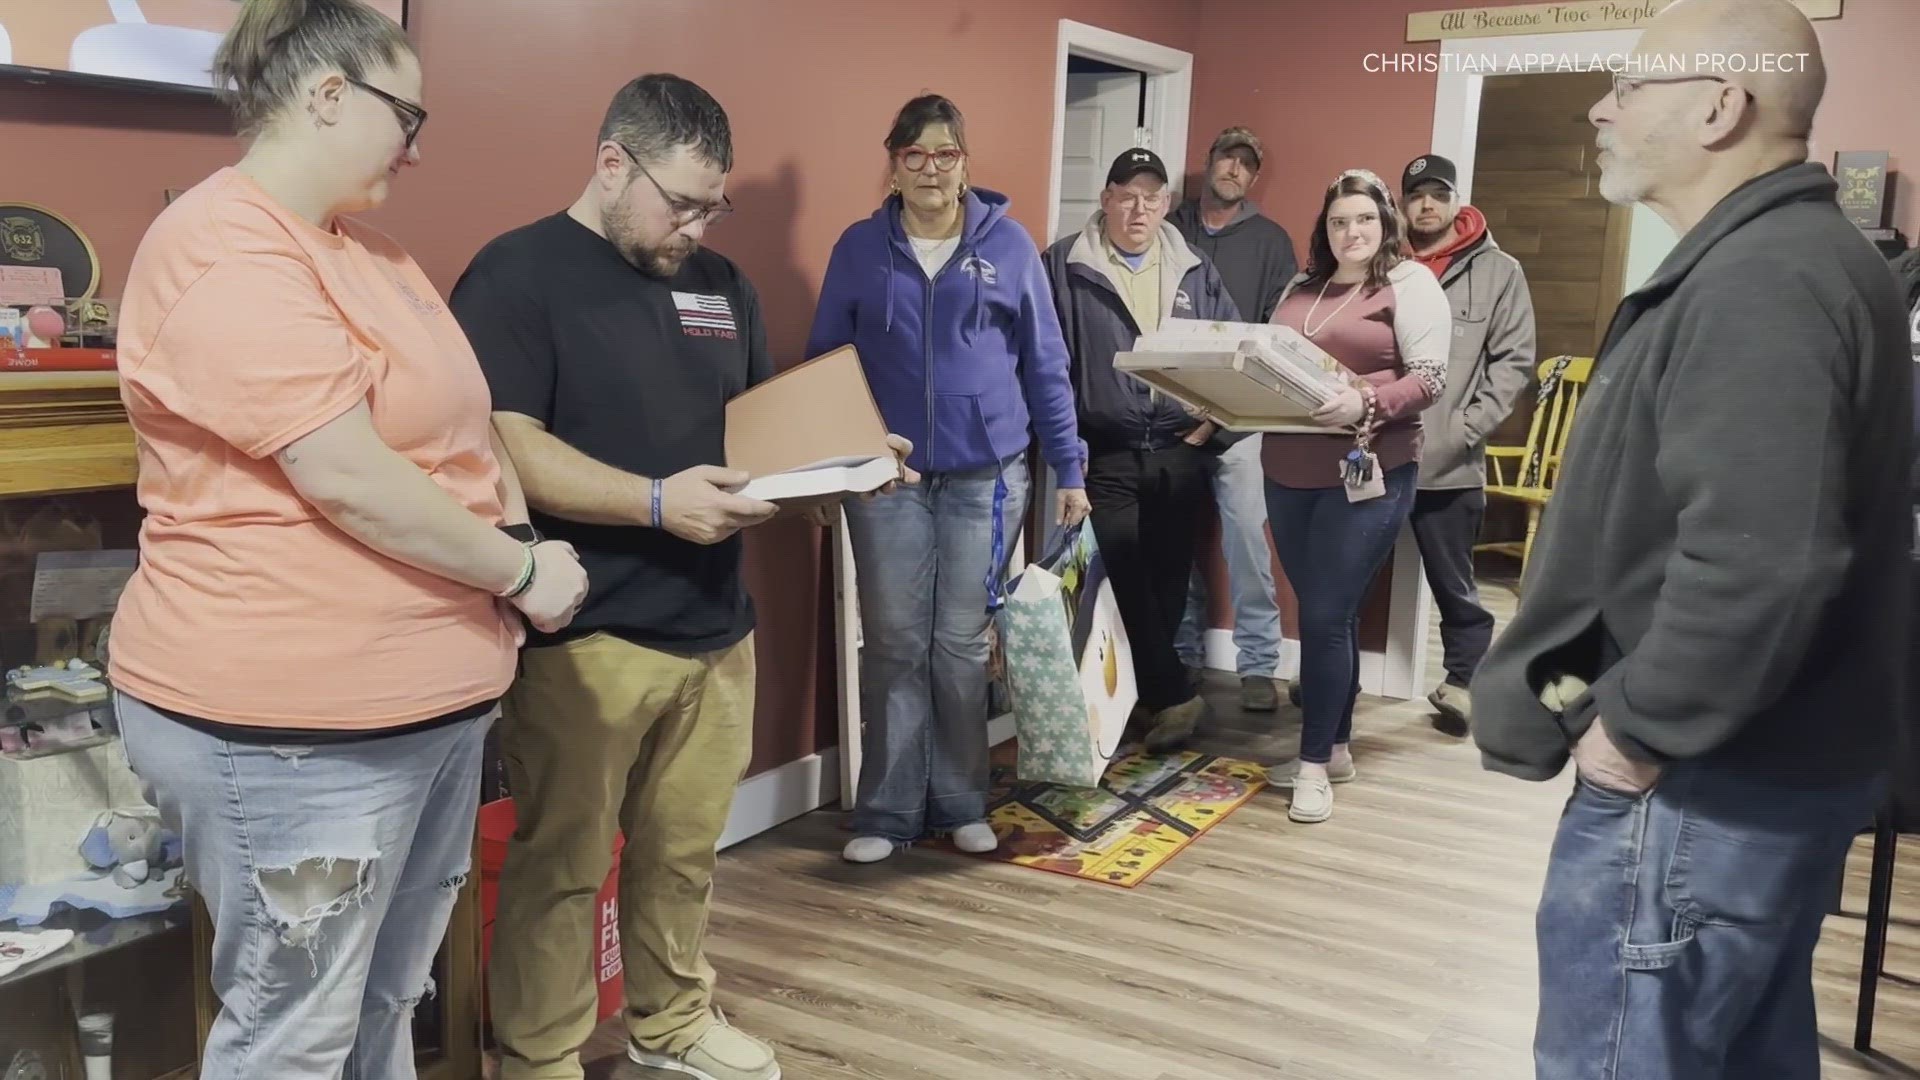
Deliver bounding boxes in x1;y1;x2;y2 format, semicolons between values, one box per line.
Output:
1169;199;1297;323
1041;214;1246;453
1472;162;1913;784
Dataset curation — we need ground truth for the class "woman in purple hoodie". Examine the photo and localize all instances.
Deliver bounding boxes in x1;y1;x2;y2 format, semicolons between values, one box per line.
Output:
808;95;1089;864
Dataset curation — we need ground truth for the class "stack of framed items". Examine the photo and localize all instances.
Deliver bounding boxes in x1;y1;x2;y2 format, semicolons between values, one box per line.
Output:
1114;319;1353;434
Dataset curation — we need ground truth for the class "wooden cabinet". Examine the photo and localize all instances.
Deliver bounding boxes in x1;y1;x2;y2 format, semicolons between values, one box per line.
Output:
0;373;484;1080
0;373;137;499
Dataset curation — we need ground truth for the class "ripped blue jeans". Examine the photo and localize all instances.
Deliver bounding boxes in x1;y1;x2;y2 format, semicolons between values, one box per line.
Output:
114;692;492;1080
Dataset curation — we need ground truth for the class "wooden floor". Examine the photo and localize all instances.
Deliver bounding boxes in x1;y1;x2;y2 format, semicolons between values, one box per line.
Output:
572;566;1920;1079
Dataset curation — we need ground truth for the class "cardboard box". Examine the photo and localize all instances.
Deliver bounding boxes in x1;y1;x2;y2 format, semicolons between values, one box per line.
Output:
725;346;900;503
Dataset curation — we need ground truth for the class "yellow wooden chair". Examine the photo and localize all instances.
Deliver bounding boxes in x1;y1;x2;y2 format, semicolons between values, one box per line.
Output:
1477;355;1593;574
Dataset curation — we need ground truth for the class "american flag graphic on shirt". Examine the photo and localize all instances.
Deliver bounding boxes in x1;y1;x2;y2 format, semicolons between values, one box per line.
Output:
671;291;737;334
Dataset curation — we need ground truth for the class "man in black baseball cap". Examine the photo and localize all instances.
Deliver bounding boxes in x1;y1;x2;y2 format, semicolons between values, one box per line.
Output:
1107;146;1169;186
1397;150;1536;736
1401;152;1459;198
1042;146;1245;751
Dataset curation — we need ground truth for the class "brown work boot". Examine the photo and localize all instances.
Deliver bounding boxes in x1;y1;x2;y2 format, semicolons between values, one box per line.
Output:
1429;682;1472;737
1144;696;1207;752
1241;675;1279;713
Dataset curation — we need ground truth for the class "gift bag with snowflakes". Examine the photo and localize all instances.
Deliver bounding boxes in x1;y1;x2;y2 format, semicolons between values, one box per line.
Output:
995;524;1136;788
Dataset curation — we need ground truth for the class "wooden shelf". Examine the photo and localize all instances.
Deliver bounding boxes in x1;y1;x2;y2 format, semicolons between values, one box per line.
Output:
0;371;136;498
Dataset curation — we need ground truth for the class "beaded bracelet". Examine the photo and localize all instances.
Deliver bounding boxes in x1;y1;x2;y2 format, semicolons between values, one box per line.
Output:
1354;385;1380;449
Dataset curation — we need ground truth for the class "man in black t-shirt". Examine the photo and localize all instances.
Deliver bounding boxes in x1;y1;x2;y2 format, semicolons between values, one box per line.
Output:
449;75;785;1080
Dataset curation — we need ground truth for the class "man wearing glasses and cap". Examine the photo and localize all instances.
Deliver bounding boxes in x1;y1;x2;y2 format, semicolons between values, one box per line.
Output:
1044;147;1245;751
1168;125;1295;714
1398;152;1536;735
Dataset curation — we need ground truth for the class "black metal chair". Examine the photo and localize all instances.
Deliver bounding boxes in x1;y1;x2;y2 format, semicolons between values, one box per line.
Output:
1856;548;1919;1052
1856;812;1901;1051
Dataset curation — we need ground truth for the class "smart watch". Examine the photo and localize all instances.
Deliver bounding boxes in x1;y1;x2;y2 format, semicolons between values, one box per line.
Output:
499;523;542;545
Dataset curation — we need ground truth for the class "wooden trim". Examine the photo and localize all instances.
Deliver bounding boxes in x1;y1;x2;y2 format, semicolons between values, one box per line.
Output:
1408;0;1842;41
0;372;135;497
1595;201;1635;337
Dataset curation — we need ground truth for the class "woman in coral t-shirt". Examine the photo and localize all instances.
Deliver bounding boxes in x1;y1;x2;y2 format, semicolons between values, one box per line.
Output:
108;1;585;1075
1260;169;1450;825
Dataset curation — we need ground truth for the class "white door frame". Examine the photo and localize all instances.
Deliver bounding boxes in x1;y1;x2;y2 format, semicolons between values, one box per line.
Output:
1429;30;1641;200
1044;20;1193;245
1386;28;1638;705
833;512;863;809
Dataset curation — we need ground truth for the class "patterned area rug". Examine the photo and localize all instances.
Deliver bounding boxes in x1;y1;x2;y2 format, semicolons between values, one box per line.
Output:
967;746;1268;888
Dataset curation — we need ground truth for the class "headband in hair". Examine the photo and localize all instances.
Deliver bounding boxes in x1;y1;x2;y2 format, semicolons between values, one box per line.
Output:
1331;168;1394;205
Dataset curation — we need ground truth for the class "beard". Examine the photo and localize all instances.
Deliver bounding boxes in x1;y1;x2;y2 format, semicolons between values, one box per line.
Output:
605;193;697;278
1208;178;1246;206
1407;220;1450;247
1595;124;1674;206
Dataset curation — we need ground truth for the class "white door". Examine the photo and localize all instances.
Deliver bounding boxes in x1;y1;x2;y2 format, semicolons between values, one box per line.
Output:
1054;70;1143;243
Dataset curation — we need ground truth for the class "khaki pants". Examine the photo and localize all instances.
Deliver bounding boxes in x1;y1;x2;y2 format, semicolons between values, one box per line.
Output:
490;632;755;1080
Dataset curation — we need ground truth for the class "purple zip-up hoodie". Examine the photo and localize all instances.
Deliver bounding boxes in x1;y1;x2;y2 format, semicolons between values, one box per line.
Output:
805;188;1086;489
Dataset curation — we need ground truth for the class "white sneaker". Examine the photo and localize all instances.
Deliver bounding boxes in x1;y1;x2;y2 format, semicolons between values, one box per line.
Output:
629;1008;780;1080
1288;774;1334;823
1264;757;1356;788
841;836;896;863
951;822;998;853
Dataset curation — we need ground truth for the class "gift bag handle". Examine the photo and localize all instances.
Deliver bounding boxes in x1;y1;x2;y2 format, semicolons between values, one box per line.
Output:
996;519;1086;611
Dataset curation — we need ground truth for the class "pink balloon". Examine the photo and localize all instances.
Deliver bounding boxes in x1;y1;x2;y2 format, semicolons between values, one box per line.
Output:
25;306;65;343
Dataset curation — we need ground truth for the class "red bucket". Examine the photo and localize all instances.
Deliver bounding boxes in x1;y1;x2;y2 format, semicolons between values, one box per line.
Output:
478;798;625;1025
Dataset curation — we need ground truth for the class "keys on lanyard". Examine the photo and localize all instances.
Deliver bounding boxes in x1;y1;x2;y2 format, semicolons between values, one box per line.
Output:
1343;447;1375;487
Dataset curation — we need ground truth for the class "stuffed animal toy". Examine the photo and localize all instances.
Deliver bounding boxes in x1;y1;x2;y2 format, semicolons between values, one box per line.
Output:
78;809;180;889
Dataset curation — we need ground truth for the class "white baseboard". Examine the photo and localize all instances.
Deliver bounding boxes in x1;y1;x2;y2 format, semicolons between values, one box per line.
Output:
718;747;841;851
724;717;1017;848
988;712;1017;747
1199;628;1403;699
1199;627;1295;680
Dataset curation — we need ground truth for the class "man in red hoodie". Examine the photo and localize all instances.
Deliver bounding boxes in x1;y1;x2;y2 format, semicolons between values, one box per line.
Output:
1400;153;1537;734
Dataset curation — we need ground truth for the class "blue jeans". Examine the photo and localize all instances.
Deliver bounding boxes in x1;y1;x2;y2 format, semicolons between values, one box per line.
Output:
844;455;1030;840
113;692;491;1080
1537;764;1882;1079
1264;463;1418;764
1176;436;1284;677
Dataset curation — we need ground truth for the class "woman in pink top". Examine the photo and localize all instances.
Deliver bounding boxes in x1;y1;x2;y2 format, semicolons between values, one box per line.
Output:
1261;170;1450;824
107;1;586;1076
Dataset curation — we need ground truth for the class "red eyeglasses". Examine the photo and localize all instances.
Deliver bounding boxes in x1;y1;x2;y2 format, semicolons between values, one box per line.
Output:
896;146;965;173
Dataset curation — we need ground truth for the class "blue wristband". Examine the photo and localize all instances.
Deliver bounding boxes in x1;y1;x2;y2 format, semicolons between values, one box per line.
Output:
651;478;664;529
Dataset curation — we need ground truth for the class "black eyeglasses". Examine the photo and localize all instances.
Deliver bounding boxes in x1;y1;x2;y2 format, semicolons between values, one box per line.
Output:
347;78;427;149
616;144;734;228
1611;73;1753;109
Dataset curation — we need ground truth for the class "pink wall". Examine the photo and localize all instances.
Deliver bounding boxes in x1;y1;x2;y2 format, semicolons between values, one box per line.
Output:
1189;0;1920;248
0;0;1194;775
